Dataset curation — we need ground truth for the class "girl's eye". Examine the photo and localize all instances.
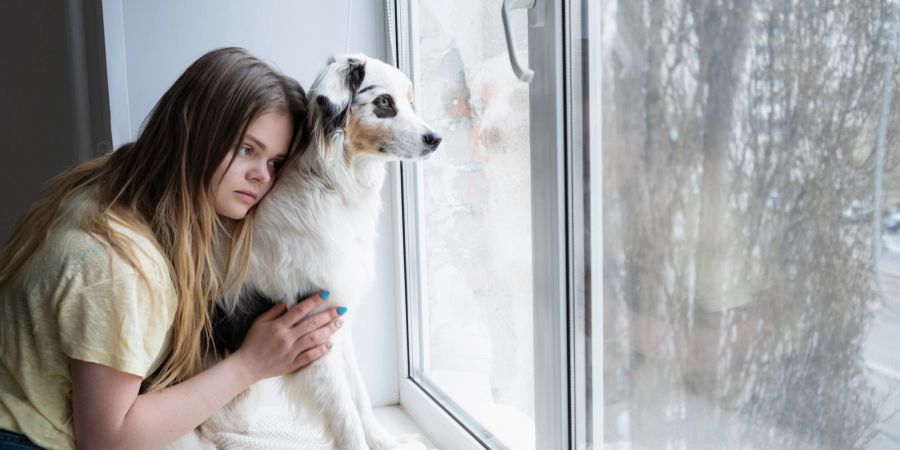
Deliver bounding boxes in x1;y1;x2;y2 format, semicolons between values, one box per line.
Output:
268;159;284;172
238;146;253;156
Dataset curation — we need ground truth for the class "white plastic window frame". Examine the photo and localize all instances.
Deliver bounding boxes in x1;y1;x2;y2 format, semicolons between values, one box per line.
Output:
566;0;599;448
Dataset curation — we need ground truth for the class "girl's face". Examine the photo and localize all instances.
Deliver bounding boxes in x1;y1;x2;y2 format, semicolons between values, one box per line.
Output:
211;111;293;219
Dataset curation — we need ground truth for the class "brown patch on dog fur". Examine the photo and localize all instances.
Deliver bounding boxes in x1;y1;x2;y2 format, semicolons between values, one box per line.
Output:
407;86;414;105
344;113;392;164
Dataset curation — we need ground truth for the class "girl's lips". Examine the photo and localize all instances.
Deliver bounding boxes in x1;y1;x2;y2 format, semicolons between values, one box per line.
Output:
235;191;257;204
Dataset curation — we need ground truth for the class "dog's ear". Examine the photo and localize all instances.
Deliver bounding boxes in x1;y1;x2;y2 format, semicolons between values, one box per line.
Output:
345;57;365;95
313;56;367;134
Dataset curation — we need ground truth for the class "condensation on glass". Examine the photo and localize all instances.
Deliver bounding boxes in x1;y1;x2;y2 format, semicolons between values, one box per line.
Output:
599;1;900;449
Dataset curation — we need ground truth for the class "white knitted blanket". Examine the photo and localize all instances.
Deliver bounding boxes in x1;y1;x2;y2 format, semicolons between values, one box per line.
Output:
164;403;334;450
170;404;432;450
210;405;334;450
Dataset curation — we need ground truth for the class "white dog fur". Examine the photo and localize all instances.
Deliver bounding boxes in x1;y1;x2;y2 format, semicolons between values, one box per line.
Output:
175;54;441;449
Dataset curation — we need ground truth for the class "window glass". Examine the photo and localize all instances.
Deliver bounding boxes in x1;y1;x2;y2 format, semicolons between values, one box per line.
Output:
409;0;535;448
600;1;900;448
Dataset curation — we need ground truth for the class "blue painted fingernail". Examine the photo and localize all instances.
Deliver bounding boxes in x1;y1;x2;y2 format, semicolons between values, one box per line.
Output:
320;290;330;300
337;306;348;315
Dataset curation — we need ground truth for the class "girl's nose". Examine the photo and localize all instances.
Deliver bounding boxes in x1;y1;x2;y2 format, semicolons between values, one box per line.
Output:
249;161;271;183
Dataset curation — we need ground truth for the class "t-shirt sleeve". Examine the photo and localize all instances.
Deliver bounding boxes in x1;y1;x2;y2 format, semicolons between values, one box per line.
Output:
57;272;174;378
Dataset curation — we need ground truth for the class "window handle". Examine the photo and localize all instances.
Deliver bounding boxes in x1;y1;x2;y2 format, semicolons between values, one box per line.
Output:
501;0;535;82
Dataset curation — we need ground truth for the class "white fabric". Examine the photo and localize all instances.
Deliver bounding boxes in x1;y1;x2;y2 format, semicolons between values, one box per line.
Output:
212;405;333;450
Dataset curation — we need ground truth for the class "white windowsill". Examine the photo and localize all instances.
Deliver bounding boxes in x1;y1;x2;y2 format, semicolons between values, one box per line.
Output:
243;378;442;449
373;405;440;449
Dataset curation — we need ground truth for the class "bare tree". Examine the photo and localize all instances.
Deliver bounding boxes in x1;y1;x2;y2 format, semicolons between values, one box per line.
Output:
604;0;898;447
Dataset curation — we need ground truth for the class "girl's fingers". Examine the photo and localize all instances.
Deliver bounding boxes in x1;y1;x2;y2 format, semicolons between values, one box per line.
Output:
253;302;287;323
292;343;331;370
278;290;330;327
292;308;343;337
294;317;345;351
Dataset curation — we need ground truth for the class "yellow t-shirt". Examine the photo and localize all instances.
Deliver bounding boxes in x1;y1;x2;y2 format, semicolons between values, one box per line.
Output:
0;202;177;450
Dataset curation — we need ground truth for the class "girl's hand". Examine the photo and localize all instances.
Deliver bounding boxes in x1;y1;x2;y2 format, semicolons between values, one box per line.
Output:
232;291;344;382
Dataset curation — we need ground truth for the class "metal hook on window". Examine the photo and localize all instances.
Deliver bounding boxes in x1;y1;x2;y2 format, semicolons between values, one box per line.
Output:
501;0;535;83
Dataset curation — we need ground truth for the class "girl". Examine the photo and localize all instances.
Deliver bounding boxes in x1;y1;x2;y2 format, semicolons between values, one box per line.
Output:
0;47;343;449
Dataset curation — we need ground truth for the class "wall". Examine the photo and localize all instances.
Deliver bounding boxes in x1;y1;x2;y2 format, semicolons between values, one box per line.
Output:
102;0;401;407
0;0;110;242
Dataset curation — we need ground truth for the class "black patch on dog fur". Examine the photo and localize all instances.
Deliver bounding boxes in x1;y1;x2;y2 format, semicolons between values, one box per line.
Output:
208;290;275;356
318;58;368;134
318;95;348;133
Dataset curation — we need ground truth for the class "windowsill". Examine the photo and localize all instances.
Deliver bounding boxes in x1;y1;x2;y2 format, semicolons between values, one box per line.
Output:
243;378;441;449
373;405;440;449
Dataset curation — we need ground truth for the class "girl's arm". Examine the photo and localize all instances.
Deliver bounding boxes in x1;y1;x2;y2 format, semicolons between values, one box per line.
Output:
70;293;342;450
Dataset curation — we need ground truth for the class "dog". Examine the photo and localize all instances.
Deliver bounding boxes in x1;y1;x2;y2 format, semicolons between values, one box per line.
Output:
197;54;441;449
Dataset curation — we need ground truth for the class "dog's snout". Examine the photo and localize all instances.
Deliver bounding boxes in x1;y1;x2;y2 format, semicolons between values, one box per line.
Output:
422;133;442;150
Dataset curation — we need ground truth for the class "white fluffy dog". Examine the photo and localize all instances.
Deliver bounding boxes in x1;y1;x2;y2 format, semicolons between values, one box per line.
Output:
197;55;441;449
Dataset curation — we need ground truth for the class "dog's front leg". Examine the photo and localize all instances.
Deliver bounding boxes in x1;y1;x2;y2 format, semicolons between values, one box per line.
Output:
343;337;426;450
282;341;368;450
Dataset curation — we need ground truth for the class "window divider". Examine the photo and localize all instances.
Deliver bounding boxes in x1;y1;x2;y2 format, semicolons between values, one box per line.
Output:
529;0;571;449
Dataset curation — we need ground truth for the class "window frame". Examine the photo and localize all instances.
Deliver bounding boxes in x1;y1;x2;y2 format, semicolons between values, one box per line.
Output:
527;0;571;449
566;0;601;448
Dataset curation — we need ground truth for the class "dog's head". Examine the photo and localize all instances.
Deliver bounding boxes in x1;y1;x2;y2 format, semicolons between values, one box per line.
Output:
307;54;441;161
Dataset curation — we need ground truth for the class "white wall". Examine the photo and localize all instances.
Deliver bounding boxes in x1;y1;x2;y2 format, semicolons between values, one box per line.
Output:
102;0;401;407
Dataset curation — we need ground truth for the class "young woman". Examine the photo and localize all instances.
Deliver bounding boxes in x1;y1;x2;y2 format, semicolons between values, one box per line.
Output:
0;47;344;450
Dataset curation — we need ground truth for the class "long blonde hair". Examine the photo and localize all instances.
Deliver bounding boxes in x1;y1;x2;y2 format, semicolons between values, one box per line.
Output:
0;47;309;391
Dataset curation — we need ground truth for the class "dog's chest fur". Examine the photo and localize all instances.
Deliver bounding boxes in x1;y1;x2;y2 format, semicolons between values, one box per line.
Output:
209;149;386;356
247;148;386;311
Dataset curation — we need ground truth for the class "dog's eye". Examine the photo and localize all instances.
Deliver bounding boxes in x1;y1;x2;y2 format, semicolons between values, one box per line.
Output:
374;95;394;110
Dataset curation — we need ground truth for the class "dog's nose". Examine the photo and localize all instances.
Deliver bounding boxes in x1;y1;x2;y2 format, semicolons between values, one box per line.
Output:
422;133;443;151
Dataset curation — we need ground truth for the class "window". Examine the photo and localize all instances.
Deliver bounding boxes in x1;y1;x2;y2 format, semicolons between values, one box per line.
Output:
600;0;900;448
395;0;536;448
392;0;900;449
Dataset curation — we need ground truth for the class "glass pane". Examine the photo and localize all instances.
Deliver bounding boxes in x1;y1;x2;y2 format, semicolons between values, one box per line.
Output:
409;0;535;448
599;1;900;449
